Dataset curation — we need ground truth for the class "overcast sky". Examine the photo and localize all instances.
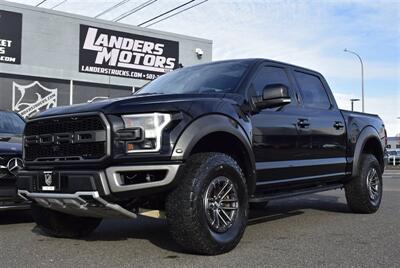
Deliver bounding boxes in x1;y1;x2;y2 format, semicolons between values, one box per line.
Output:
8;0;400;136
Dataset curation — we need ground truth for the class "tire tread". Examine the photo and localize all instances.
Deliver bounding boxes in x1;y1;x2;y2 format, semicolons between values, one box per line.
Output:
166;152;248;255
345;154;382;214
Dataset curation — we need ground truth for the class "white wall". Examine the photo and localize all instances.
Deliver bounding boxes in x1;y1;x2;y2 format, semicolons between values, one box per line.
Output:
0;0;212;88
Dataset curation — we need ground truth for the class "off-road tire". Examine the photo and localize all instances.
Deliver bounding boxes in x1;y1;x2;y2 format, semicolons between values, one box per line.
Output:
166;152;248;255
345;154;383;213
31;204;102;238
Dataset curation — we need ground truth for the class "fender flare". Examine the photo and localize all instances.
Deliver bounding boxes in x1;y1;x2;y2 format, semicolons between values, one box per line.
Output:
171;114;257;194
352;126;384;177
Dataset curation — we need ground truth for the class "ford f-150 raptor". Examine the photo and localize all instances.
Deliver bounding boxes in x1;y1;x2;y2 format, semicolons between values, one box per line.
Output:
17;59;387;255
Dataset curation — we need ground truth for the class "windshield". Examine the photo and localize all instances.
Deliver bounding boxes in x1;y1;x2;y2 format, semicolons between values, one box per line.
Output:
0;111;25;135
137;61;252;95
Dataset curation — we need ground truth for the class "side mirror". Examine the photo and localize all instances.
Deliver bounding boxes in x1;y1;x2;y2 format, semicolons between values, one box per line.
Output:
254;84;291;109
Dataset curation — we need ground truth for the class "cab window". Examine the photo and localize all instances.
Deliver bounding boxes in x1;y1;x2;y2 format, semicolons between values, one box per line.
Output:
252;66;291;95
294;71;331;109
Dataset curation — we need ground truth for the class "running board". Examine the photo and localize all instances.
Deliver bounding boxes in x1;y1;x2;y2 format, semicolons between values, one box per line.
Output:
249;184;343;203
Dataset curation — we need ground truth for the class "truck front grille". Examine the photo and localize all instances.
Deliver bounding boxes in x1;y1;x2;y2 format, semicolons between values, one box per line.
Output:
24;115;108;162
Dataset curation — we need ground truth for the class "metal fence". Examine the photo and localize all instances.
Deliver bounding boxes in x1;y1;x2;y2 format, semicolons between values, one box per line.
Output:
389;155;400;166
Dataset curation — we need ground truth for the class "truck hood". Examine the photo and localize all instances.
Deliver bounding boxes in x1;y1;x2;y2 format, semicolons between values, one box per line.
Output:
32;93;229;118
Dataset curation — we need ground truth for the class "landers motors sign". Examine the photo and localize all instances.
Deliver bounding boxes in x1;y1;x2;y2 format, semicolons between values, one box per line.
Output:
0;10;22;64
79;24;179;80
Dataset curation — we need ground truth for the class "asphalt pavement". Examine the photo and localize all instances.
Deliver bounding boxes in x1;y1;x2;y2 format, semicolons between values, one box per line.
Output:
0;170;399;268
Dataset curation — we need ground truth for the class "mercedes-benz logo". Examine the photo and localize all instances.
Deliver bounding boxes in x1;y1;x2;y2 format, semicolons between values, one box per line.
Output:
7;157;24;176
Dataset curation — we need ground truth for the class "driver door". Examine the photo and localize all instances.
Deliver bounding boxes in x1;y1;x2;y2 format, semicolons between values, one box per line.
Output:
250;65;305;191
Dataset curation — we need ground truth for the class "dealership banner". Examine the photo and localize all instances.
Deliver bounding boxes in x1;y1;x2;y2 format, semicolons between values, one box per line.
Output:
0;10;22;64
79;24;179;80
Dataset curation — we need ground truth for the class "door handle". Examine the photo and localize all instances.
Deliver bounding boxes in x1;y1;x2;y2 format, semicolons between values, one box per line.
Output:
297;119;310;128
333;121;344;130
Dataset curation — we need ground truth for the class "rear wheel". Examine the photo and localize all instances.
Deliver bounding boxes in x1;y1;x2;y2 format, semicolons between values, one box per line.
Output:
345;154;383;213
166;152;248;255
31;204;102;238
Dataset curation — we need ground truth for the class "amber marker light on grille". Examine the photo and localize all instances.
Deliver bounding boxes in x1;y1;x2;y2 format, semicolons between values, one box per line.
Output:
127;143;135;151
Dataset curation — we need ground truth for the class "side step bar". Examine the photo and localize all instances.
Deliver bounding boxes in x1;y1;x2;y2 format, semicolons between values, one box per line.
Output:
18;190;137;219
249;184;343;203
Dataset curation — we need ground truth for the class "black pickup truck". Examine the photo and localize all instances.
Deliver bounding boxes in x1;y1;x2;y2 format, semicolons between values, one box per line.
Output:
18;59;387;255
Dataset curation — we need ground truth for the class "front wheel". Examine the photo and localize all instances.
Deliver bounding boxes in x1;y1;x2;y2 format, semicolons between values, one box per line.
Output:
166;152;248;255
345;154;383;213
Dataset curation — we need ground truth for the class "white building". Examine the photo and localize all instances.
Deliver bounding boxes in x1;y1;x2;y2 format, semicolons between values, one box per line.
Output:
0;0;212;118
387;137;400;150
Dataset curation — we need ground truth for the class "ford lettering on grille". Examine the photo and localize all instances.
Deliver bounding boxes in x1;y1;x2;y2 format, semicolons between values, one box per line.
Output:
25;131;105;145
24;115;108;162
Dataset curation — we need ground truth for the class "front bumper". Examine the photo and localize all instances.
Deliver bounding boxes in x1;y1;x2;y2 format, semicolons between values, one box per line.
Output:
0;177;30;210
17;163;182;218
0;178;18;200
0;203;30;211
18;190;136;218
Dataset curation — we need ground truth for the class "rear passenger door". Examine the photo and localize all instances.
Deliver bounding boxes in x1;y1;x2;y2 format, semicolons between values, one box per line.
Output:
292;69;347;178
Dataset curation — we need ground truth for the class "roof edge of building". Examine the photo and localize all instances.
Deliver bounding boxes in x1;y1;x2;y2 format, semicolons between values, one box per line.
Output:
0;0;213;44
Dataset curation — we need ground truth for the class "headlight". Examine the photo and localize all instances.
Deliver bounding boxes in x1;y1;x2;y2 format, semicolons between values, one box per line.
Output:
121;113;171;152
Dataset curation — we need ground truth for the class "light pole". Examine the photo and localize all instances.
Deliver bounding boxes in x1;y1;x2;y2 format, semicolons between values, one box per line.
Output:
350;98;360;111
344;48;364;112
